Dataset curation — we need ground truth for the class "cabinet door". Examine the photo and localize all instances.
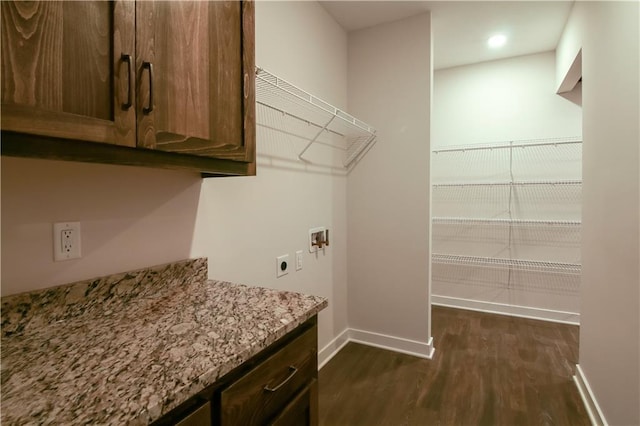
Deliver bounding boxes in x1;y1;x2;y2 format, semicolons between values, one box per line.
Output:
136;1;255;162
1;1;136;146
270;380;318;426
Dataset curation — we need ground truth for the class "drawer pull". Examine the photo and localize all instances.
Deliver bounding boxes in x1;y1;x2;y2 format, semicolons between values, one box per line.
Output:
263;366;298;392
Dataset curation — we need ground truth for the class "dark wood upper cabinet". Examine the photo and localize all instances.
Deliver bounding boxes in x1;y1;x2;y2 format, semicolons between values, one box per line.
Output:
1;0;256;176
136;1;255;162
1;1;136;146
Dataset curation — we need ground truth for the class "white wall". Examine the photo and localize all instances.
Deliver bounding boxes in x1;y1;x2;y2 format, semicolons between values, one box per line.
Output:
433;51;582;148
556;2;640;424
555;2;586;94
1;2;349;357
190;1;349;354
1;157;201;296
431;52;583;322
346;13;432;353
0;1;354;361
0;1;435;364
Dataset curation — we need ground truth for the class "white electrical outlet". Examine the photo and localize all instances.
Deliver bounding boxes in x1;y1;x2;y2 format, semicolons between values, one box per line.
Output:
295;250;303;271
53;222;81;261
276;254;289;278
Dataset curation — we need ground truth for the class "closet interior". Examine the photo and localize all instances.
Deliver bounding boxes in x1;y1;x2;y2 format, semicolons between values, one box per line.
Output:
431;137;582;323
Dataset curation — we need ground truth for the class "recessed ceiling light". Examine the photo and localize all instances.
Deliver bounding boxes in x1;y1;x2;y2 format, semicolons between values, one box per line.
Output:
488;34;507;49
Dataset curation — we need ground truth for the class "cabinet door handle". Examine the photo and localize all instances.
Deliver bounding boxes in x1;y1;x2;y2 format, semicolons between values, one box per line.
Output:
263;366;298;392
121;54;133;110
143;61;154;114
244;71;249;99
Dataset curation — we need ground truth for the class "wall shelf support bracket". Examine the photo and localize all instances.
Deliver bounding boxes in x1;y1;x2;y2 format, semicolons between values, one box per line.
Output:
298;114;337;161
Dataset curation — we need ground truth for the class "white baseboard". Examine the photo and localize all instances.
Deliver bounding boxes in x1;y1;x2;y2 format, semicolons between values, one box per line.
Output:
574;364;608;426
348;328;435;359
318;328;435;370
432;295;580;325
318;328;350;370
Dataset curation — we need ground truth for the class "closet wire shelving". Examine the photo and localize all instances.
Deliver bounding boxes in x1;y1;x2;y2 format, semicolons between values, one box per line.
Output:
431;254;581;275
432;218;581;227
431;138;582;153
432;218;581;248
432;180;582;188
255;67;377;169
431;137;583;295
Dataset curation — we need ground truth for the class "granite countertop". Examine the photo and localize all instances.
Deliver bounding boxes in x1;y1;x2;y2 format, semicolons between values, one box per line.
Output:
1;259;327;425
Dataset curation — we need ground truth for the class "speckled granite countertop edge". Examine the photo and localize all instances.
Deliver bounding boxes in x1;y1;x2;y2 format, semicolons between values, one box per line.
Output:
1;259;328;425
141;282;328;423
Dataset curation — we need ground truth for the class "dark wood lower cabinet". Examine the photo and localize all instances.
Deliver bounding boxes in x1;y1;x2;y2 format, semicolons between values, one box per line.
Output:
153;317;318;426
175;402;211;426
270;380;318;426
220;325;317;425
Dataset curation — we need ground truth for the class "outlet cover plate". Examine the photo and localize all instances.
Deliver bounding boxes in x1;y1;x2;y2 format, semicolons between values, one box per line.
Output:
276;254;289;278
53;222;81;261
295;250;303;271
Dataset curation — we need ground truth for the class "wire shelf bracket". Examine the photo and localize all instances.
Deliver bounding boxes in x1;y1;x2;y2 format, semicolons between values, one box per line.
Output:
255;67;377;168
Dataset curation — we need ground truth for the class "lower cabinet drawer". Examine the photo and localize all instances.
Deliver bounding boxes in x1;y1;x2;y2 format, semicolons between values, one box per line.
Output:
175;401;211;426
270;379;318;426
220;325;317;425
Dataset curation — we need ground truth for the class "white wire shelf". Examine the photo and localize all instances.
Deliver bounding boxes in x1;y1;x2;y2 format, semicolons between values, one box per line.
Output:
432;218;581;227
432;179;582;188
255;67;377;168
431;217;582;246
431;254;581;275
432;137;582;154
431;262;581;295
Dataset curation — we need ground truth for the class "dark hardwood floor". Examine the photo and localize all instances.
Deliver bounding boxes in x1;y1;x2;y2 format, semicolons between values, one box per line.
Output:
318;306;590;425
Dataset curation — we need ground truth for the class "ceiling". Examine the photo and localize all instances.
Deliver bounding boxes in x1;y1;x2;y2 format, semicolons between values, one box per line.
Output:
319;1;574;70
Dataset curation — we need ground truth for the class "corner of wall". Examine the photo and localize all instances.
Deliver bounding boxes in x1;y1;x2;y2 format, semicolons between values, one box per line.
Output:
555;1;585;93
346;11;432;347
557;49;582;95
318;327;435;371
574;364;609;426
